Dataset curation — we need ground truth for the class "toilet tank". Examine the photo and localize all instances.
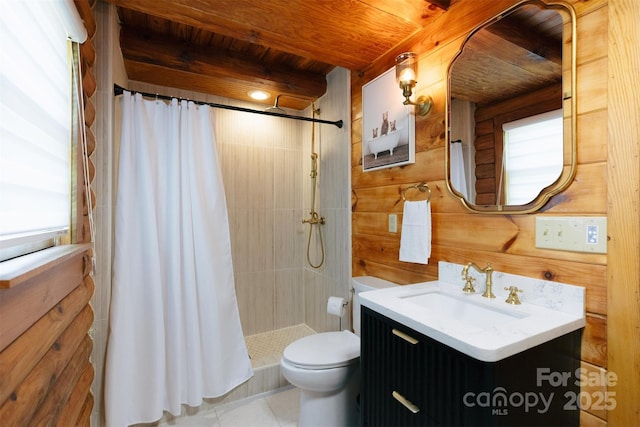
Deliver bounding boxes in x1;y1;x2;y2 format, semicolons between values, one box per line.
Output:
352;276;399;336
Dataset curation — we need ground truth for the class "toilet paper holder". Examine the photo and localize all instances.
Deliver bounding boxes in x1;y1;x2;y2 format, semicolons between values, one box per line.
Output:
327;296;349;330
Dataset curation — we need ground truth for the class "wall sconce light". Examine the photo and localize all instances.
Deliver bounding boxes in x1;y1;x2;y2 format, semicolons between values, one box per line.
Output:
395;52;432;116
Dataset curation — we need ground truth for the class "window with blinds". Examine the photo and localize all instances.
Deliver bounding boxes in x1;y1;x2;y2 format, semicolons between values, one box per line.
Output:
502;109;564;205
0;0;87;261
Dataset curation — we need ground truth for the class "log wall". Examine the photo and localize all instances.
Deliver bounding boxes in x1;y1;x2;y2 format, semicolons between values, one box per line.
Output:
350;0;636;425
0;1;97;425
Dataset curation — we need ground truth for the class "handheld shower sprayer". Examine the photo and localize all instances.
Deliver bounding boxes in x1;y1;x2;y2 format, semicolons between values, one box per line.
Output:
302;104;325;268
265;95;326;268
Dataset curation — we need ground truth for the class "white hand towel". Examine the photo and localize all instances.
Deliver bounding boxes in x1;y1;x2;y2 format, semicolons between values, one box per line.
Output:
399;200;431;264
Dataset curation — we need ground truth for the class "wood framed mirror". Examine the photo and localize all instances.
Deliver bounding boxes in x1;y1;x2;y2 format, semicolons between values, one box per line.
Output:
445;0;576;214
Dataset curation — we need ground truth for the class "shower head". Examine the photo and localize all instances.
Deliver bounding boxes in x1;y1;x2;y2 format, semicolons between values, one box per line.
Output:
265;106;286;114
265;95;286;114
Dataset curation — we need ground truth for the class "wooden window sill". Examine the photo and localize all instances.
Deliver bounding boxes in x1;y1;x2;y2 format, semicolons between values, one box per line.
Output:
0;243;92;289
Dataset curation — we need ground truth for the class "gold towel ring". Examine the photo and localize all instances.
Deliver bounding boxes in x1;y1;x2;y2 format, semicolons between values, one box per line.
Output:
402;182;431;202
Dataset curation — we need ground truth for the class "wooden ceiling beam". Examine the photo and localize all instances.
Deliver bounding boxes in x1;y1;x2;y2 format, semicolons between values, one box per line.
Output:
484;18;562;65
120;28;327;101
123;61;312;110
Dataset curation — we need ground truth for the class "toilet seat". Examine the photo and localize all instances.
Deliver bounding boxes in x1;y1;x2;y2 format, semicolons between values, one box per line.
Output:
283;330;360;370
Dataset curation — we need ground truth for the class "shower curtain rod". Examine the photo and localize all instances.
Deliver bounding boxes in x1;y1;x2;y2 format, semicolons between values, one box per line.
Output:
113;84;343;128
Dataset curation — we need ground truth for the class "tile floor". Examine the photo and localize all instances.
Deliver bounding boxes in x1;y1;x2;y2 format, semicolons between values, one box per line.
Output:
139;326;316;426
155;386;300;427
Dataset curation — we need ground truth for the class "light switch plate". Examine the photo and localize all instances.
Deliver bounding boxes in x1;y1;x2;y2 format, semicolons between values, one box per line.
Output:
388;214;397;233
535;216;607;253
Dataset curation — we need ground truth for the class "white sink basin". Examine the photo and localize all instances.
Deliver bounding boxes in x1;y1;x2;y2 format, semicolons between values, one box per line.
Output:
360;280;585;362
400;291;529;328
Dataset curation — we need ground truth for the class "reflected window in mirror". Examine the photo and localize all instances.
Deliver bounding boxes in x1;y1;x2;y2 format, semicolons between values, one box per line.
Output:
445;0;576;214
502;109;563;205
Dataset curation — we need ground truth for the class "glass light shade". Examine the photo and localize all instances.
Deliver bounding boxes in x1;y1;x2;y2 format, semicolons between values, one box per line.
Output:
395;52;418;85
248;90;270;100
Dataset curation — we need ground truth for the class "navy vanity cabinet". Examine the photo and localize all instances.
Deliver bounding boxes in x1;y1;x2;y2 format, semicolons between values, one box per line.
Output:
360;306;581;427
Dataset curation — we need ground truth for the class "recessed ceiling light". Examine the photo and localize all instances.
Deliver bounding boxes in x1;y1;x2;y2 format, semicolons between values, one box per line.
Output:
248;90;270;101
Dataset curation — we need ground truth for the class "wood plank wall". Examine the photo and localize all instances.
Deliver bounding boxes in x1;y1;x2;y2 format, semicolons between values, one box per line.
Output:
606;0;640;425
0;1;97;425
351;0;612;425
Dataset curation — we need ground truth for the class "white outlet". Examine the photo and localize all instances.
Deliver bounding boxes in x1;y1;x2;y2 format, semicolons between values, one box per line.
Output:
535;216;607;253
388;214;398;233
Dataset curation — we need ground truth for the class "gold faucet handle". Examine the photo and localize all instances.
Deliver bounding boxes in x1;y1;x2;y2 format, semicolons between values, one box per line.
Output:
462;276;476;293
504;286;523;305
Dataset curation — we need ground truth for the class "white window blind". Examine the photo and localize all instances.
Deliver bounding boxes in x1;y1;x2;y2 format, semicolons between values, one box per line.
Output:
0;1;87;255
502;109;563;205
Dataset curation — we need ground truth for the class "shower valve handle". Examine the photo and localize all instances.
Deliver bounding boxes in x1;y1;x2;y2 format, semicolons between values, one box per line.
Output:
302;211;325;225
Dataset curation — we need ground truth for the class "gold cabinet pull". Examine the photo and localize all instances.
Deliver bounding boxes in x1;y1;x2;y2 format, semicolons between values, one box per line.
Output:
392;328;419;345
392;391;420;414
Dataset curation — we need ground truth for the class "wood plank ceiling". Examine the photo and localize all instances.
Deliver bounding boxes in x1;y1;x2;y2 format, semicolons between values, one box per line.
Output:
105;0;451;110
106;0;561;111
450;4;564;106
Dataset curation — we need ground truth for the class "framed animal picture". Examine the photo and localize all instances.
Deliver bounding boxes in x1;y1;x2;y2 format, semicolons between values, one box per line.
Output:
362;66;416;171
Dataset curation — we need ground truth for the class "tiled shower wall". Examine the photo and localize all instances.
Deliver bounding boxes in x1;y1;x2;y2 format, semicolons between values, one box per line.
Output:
302;69;353;334
216;101;307;335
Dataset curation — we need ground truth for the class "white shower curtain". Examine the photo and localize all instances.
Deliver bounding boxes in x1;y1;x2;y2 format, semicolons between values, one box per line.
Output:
450;142;469;200
105;92;253;426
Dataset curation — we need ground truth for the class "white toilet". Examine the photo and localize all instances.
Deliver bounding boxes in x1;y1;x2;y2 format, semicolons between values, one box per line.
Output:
280;276;399;426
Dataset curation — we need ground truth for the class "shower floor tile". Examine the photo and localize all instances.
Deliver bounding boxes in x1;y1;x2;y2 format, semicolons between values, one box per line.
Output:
245;324;316;368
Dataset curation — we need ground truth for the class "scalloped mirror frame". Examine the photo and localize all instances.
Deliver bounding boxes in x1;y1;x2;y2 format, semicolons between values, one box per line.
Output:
445;0;577;214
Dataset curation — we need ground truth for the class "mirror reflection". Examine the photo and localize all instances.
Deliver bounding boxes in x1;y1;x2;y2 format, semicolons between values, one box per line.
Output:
446;1;575;213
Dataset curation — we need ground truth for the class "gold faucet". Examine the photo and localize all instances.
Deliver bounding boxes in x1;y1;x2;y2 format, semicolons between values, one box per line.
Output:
461;262;495;298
